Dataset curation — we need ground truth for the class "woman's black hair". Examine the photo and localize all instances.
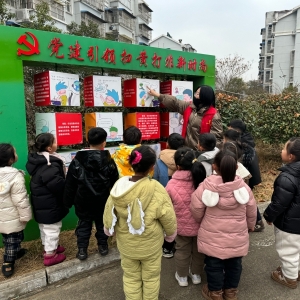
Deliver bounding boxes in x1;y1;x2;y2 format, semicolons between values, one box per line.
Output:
195;85;216;108
174;147;206;189
35;133;55;152
214;150;237;183
286;137;300;162
129;145;156;173
0;143;15;167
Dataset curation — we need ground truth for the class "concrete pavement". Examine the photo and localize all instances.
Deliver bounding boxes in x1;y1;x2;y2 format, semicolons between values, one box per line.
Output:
20;205;300;300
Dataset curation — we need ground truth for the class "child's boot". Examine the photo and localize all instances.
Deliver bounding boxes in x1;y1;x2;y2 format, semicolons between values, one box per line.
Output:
98;244;108;256
16;248;28;260
2;262;15;277
223;288;238;300
43;251;66;266
201;284;223;300
271;268;297;289
76;248;88;260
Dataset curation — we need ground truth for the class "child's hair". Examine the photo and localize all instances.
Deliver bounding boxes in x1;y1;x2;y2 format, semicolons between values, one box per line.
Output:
123;126;142;145
35;133;55;152
129;145;156;173
174;147;206;189
0;143;15;167
286;137;300;161
167;133;185;150
223;129;242;143
228;119;247;133
223;141;243;160
214;150;237;183
88;127;107;145
199;133;216;151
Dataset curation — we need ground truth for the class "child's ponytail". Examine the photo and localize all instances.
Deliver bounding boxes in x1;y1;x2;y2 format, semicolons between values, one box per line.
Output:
214;150;237;183
174;147;206;189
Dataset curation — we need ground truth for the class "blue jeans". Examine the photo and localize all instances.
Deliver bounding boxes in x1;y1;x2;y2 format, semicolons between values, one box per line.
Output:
204;255;242;291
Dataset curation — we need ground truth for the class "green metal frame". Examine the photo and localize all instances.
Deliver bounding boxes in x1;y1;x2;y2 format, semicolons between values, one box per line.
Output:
0;26;215;242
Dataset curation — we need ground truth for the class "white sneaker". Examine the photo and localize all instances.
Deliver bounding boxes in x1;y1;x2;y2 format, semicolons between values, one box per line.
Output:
189;272;201;284
175;272;188;287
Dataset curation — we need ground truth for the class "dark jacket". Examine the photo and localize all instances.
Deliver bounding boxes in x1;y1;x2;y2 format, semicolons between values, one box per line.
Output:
63;150;119;220
241;133;261;188
26;153;67;224
264;161;300;234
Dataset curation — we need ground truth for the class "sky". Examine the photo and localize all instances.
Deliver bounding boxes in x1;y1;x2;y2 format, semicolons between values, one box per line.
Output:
148;0;300;81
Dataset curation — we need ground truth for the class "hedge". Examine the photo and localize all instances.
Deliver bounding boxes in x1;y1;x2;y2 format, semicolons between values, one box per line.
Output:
216;92;300;144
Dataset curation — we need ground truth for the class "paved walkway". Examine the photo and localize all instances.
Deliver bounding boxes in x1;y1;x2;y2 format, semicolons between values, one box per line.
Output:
21;207;300;299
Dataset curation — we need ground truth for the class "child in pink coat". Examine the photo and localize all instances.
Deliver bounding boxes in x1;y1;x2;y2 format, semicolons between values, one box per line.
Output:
166;147;206;287
190;149;257;300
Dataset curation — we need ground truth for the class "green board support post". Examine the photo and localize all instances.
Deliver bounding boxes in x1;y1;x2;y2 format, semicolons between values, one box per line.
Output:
0;26;215;243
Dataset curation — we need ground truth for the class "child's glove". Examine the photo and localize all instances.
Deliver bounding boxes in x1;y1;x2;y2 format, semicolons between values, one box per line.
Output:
164;230;177;243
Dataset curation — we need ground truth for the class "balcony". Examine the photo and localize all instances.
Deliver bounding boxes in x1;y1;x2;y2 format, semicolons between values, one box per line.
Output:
139;23;152;40
82;0;105;11
138;2;152;23
81;12;106;37
119;15;134;30
50;1;65;22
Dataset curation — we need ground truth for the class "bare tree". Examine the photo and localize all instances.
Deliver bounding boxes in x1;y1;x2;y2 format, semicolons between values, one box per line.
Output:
216;54;252;90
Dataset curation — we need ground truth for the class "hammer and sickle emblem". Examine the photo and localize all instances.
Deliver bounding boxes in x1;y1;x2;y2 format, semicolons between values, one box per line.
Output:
17;32;40;56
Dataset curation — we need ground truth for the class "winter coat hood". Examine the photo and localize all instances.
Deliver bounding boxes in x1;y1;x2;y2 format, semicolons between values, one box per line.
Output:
279;161;300;178
201;175;251;208
103;177;177;259
160;149;176;176
26;153;63;176
111;144;140;177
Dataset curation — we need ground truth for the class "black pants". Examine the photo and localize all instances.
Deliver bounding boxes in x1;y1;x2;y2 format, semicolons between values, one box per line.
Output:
75;219;108;249
204;255;242;291
256;207;262;222
2;231;24;262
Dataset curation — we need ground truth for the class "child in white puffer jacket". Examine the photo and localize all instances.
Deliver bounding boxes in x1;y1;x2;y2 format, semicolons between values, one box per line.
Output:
0;144;32;277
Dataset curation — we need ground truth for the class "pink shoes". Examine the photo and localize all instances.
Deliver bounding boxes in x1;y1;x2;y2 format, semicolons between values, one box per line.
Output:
43;251;66;266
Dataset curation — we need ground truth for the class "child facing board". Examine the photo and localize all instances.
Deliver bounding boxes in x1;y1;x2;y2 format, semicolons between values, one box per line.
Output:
197;133;219;177
103;145;177;300
191;150;257;300
112;126;142;177
0;144;32;277
64;127;119;260
26;133;68;267
165;147;206;287
264;137;300;289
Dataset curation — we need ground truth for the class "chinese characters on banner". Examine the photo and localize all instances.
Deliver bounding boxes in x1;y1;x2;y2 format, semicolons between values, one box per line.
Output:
16;32;208;73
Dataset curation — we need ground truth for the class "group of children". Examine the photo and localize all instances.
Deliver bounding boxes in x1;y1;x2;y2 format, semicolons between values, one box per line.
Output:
1;120;300;300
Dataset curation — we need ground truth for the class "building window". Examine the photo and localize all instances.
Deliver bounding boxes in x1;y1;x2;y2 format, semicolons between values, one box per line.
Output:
81;12;105;37
119;11;133;30
50;1;65;21
65;0;72;14
290;50;295;66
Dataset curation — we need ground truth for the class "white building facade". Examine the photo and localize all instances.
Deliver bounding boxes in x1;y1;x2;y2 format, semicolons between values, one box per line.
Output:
149;34;197;52
259;6;300;93
5;0;153;44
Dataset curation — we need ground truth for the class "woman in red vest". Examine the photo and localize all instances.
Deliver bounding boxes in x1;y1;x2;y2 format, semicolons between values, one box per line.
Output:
147;86;223;150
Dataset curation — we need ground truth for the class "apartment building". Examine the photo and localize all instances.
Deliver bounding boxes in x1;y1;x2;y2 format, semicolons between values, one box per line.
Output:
259;6;300;93
5;0;153;44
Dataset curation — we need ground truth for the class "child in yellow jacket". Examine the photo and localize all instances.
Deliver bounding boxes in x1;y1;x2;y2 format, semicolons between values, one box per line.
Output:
104;145;177;300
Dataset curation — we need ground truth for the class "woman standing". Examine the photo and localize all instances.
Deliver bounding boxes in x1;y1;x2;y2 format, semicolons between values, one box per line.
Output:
147;85;223;149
